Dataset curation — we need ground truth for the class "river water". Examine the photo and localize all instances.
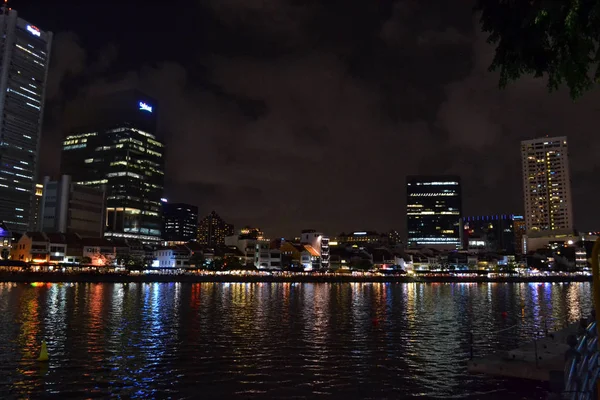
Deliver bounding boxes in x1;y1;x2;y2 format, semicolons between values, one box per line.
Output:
0;282;592;399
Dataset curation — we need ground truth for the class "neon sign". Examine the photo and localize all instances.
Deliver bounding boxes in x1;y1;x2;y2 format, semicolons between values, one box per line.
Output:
26;25;41;37
139;101;153;113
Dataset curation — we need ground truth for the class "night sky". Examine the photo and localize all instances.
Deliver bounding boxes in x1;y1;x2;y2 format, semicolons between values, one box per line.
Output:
19;0;600;238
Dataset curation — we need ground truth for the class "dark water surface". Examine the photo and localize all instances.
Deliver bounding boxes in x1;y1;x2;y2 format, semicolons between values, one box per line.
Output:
0;282;592;399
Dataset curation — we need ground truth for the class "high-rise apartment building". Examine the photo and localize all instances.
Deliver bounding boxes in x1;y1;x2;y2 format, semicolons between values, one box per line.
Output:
406;176;462;249
521;137;573;233
60;89;165;243
162;202;198;243
197;211;233;246
38;175;105;238
0;9;52;233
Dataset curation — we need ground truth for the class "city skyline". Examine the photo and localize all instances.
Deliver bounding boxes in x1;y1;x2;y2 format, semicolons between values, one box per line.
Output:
5;1;600;238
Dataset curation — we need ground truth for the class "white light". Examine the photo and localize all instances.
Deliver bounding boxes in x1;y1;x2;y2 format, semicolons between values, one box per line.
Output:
26;25;41;37
353;232;367;235
161;198;168;203
139;101;153;113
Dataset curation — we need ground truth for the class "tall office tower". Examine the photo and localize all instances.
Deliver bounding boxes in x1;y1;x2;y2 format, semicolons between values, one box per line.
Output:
521;137;573;233
162;202;198;243
0;9;52;233
406;176;462;249
60;90;165;243
197;211;233;246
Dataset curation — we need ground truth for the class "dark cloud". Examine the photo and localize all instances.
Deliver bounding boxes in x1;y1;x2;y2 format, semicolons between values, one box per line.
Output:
37;0;600;238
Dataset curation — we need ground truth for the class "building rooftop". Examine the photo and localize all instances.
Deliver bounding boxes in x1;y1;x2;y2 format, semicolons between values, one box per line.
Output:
26;232;47;242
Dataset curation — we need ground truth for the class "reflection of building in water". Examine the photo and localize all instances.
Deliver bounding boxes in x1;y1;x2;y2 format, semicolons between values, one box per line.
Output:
18;288;41;355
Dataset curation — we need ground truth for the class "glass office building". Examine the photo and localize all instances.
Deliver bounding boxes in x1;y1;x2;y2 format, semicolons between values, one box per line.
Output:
0;9;52;232
163;202;198;243
406;176;462;249
61;90;165;243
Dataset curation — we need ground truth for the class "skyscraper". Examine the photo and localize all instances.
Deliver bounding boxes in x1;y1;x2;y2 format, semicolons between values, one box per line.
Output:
0;9;52;233
406;176;462;249
197;211;233;246
521;136;573;233
162;202;198;243
60;89;165;243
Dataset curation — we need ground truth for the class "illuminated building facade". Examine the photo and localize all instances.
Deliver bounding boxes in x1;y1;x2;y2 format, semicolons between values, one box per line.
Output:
388;230;402;246
197;211;233;246
0;222;11;259
0;9;52;233
330;230;401;247
31;183;43;229
60;90;164;243
513;215;526;254
406;176;462;249
300;229;330;270
521;136;573;233
162;202;198;243
254;243;282;270
462;214;517;253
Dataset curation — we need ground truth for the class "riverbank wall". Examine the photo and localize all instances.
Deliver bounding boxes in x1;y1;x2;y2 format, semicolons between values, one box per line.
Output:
0;272;591;284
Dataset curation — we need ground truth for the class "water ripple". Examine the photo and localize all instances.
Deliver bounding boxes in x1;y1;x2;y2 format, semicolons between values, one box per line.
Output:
0;282;590;399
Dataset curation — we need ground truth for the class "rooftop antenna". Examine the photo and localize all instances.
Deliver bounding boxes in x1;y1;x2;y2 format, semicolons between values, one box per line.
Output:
1;0;8;15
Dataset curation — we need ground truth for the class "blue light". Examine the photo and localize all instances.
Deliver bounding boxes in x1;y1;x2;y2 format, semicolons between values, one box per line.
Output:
139;101;153;113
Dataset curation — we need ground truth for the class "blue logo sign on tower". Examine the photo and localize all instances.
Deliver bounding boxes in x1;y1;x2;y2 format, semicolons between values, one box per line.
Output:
139;101;153;113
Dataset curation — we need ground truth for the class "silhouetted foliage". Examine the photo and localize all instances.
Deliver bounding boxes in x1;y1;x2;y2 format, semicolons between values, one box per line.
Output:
476;0;600;98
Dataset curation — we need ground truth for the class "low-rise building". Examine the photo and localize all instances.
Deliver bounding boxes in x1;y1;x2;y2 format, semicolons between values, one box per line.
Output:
255;243;282;270
299;229;329;270
280;242;323;271
12;232;51;263
0;222;12;259
82;238;117;266
154;245;191;269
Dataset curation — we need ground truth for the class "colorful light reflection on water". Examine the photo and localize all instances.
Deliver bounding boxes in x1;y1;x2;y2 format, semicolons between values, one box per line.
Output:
0;282;592;399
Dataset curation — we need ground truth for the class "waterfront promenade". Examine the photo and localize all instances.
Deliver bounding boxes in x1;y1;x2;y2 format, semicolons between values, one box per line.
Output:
0;271;591;284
